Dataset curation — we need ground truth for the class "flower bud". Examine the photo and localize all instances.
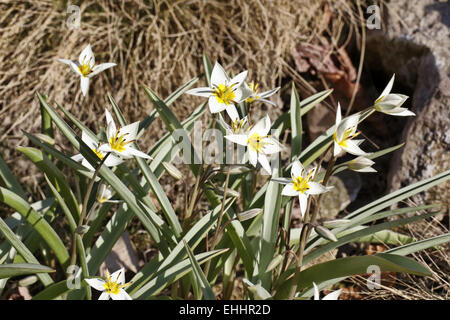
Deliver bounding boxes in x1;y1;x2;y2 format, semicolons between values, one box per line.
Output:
346;156;376;173
162;162;183;180
314;225;338;242
237;208;263;222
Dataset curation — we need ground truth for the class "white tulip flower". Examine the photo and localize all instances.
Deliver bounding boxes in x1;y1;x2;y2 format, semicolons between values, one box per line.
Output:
346;156;377;173
245;81;280;106
333;103;367;157
374;75;414;116
85;268;132;300
58;44;116;96
275;160;331;218
186;62;253;121
218;114;249;135
71;131;123;171
225;115;282;175
99;109;152;160
313;282;342;300
96;182;120;203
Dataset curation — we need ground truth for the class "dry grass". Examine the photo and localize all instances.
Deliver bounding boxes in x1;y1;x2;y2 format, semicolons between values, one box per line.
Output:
2;0;447;300
0;0;366;183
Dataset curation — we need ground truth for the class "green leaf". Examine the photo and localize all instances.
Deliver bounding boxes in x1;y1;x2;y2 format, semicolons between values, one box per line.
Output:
0;217;53;286
303;211;438;265
17;146;81;222
385;233;450;256
290;83;302;159
0;186;70;269
275;253;431;299
203;53;213;87
143;86;201;176
131;249;227;299
32;280;73;300
0;263;54;279
183;240;216;300
0;154;27;200
109;95;182;237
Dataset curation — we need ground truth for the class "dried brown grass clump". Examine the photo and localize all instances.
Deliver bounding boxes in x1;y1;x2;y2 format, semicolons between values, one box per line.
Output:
0;0;366;184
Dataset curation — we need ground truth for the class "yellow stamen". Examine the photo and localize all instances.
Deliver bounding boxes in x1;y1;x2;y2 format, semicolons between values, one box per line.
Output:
92;148;104;160
213;83;237;105
246;81;260;103
334;128;360;148
247;132;271;153
292;170;314;194
109;130;134;153
102;269;132;296
231;118;248;133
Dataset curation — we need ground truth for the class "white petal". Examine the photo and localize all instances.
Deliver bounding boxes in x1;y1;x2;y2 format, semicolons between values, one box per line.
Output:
388;109;415;116
248;149;257;167
85;278;106;291
313;282;320;300
104;154;124;167
110;289;132;300
124;147;152;160
105;109;117;139
225;105;240;122
110;268;126;285
225;134;248;146
323;289;342;300
291;160;304;178
185;87;214;97
81;158;96;171
306;182;328;195
335;103;342;127
211;62;230;87
282;184;298;197
333;142;343;157
88;63;116;77
298;193;308;218
58;59;82;76
78;44;95;66
376;74;395;102
380;93;407;107
71;154;84;162
81;131;98;149
261;138;282;154
258;153;271;175
259;87;280;98
342;140;367;156
250;114;271;136
230;70;248;88
208;96;227;114
118;121;139;141
98;292;110;300
258;98;277;106
80;77;90;96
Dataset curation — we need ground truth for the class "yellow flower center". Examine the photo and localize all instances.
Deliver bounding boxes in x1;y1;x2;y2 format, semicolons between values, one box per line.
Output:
246;82;260;103
231;118;248;134
247;132;270;152
78;63;93;77
334;128;360;148
292;171;314;194
103;269;131;296
109;130;134;153
213;83;237;105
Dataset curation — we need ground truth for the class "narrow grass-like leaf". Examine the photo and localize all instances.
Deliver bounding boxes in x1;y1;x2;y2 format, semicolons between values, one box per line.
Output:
183;240;216;300
0;263;54;279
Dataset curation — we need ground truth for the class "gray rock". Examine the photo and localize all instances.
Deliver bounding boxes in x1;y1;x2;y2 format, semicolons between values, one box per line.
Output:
366;0;449;215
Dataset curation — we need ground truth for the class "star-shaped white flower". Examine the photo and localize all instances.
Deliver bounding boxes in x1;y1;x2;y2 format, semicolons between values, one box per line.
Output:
244;81;280;106
346;156;376;173
275;160;331;218
333;104;367;157
217;114;249;135
225;115;282;175
374;75;414;116
186;62;253;121
99;109;152;160
71;131;123;171
58;44;116;96
313;282;342;300
85;268;132;300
